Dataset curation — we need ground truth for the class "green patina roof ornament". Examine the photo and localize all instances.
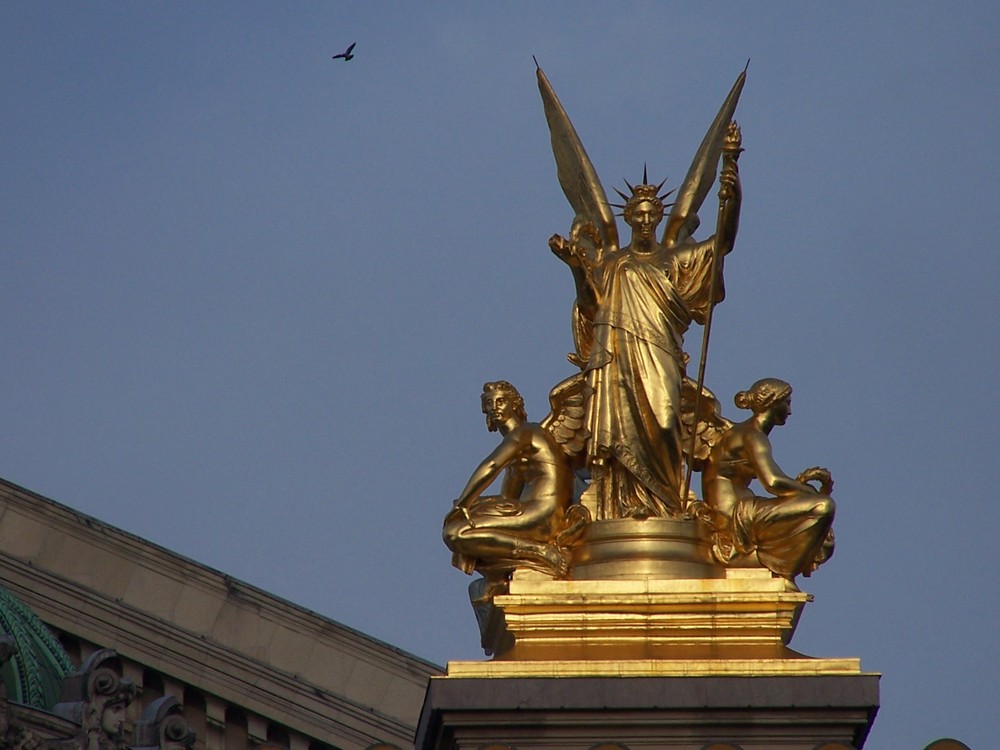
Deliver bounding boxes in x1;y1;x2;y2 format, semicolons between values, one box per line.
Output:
0;586;76;710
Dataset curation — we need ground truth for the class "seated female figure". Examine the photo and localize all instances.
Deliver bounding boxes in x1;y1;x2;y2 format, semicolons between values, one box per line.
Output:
701;378;835;579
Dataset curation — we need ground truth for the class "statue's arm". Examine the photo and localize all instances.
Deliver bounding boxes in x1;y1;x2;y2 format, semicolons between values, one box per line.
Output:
549;233;601;320
455;430;526;507
746;431;817;497
714;158;742;257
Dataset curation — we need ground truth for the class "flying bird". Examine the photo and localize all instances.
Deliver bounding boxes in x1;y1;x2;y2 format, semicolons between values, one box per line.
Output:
332;42;356;61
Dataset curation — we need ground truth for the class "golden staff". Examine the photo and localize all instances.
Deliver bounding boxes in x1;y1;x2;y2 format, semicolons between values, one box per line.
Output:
680;121;743;507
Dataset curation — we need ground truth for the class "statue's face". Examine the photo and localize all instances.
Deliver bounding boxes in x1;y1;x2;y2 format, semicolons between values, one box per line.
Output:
101;702;126;737
627;200;663;239
771;397;791;425
482;390;514;428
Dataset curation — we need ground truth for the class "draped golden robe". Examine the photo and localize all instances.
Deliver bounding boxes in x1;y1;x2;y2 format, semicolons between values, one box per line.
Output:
585;241;721;519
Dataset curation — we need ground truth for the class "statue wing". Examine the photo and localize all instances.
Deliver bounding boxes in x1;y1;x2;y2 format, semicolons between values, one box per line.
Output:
662;68;747;247
536;64;619;258
680;376;734;470
540;372;591;462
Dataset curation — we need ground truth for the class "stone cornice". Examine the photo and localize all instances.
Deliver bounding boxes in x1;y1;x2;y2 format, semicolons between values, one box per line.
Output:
0;478;442;750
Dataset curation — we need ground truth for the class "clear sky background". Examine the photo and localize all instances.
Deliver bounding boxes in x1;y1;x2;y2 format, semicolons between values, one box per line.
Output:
2;3;998;748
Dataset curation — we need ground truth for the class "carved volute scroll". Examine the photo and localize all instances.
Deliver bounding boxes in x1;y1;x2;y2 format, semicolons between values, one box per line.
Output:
132;697;195;750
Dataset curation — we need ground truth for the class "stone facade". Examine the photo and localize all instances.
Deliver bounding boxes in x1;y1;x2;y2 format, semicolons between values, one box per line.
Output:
0;478;441;750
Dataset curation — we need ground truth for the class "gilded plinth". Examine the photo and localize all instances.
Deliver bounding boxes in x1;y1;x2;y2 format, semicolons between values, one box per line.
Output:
450;568;861;677
448;515;858;677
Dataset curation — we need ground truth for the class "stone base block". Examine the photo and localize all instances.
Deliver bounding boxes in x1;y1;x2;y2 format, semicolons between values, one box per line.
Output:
416;674;879;750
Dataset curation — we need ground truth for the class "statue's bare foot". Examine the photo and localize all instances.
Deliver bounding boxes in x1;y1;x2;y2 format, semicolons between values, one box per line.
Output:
541;545;571;577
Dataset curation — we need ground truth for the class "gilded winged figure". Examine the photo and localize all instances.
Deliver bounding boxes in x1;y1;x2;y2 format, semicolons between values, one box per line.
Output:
539;65;746;519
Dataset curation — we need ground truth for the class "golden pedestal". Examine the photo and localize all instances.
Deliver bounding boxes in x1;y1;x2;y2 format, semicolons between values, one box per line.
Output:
447;519;862;679
433;549;875;749
430;521;875;750
450;569;860;677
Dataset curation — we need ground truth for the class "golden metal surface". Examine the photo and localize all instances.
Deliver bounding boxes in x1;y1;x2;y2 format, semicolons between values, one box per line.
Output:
482;575;809;660
681;121;744;505
443;380;590;602
446;657;864;679
544;68;745;521
441;68;854;668
701;379;836;579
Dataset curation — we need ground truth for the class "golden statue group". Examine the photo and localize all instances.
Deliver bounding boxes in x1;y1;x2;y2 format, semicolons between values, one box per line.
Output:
443;65;835;608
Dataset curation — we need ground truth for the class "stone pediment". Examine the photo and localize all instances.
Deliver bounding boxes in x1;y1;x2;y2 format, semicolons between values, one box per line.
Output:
0;477;441;750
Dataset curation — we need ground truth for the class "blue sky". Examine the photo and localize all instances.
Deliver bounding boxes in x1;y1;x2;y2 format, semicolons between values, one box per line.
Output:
2;4;998;748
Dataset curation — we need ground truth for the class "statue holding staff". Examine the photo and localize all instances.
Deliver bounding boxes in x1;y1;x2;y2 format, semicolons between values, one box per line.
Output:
540;64;746;519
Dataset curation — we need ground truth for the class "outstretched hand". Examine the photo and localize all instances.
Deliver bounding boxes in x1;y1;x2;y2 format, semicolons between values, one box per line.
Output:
796;466;834;495
549;234;582;267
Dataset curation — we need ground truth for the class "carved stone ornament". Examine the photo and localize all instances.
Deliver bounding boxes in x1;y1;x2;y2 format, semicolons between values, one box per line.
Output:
51;650;136;750
131;697;195;750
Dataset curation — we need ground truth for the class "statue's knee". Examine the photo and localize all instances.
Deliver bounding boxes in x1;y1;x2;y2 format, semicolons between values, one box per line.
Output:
442;520;465;548
442;529;456;551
